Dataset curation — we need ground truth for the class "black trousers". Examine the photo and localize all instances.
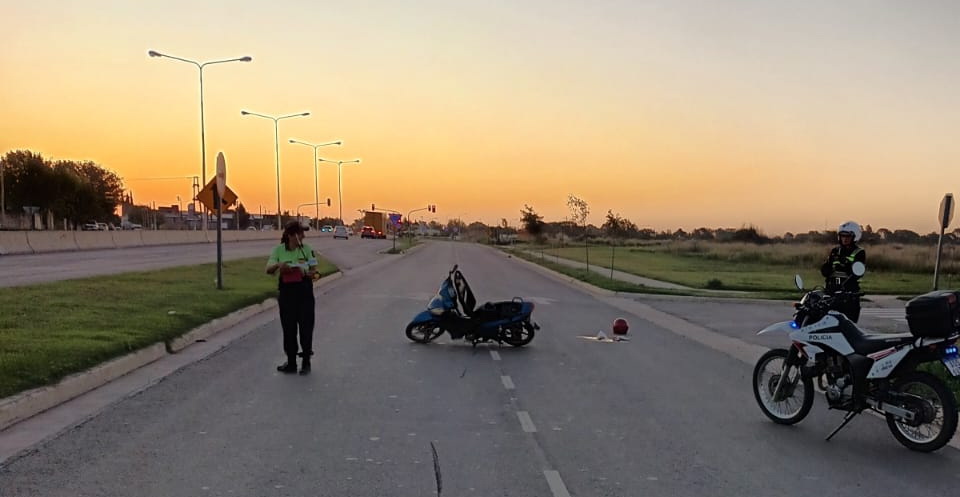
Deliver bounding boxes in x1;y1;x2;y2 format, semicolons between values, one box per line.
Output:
834;300;862;323
278;280;315;357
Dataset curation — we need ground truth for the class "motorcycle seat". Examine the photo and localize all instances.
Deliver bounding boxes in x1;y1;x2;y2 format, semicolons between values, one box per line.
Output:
835;314;916;355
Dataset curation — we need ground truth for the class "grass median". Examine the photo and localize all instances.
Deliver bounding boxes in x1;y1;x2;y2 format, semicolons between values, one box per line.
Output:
0;256;337;399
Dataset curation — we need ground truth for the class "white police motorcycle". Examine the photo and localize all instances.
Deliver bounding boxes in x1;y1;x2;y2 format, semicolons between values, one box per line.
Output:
752;262;960;452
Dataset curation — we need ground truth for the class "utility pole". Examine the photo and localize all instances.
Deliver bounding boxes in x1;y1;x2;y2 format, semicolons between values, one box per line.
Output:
0;158;5;228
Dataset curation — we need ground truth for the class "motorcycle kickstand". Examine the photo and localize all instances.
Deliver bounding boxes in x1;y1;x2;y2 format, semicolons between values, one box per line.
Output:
825;410;860;442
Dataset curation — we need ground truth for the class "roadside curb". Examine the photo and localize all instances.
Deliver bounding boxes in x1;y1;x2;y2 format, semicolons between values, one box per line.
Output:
0;343;168;431
504;251;616;299
0;271;343;433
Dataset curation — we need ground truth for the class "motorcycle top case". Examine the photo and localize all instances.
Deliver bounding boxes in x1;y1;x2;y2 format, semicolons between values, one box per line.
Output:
905;290;960;338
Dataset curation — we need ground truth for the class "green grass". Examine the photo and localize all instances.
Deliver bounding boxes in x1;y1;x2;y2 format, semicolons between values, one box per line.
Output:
525;244;959;295
0;257;338;399
509;250;799;300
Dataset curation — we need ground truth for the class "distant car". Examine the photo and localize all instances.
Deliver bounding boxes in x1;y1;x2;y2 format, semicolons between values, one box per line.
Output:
361;226;376;239
347;228;354;236
321;225;333;232
82;222;100;231
333;225;349;240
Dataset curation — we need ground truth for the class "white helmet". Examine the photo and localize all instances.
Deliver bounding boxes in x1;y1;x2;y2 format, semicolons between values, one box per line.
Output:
837;221;862;242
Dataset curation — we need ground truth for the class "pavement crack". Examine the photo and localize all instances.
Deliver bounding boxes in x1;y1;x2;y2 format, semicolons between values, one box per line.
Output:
431;441;443;496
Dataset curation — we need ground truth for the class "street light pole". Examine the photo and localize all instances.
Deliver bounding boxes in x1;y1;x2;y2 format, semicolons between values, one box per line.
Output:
241;110;310;230
147;50;251;230
318;158;361;224
289;139;342;229
0;157;5;228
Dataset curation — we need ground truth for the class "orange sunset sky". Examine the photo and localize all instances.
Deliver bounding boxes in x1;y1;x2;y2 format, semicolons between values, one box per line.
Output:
2;0;959;234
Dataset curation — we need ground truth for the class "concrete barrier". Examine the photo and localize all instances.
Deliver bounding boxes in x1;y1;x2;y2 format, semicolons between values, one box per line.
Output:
26;231;78;253
140;231;207;246
74;231;116;251
6;228;277;255
111;230;144;248
0;231;33;255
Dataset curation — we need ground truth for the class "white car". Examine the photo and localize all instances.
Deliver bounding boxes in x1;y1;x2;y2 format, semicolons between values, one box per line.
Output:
333;225;349;239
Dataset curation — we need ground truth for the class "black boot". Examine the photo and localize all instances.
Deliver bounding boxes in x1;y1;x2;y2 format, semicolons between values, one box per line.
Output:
277;355;298;374
299;352;312;375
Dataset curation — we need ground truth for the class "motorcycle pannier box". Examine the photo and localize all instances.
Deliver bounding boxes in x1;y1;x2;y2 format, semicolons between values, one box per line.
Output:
905;290;960;338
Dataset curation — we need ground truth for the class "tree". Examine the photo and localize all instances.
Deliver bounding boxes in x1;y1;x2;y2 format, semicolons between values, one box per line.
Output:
601;210;629;239
602;210;630;279
2;150;54;212
237;203;251;229
520;204;545;242
567;194;590;271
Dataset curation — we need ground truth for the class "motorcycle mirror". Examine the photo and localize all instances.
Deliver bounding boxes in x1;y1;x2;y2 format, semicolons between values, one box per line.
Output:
852;261;866;277
794;274;804;290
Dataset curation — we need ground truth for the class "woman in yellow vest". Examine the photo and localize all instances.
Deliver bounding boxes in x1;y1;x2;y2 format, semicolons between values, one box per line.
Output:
266;222;318;374
820;221;866;322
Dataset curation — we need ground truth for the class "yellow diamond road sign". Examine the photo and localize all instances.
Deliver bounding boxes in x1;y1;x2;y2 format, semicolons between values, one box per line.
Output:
196;177;237;213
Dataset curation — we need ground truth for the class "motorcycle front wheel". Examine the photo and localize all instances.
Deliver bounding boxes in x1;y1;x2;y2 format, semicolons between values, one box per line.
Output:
405;322;443;343
753;348;814;425
884;371;958;452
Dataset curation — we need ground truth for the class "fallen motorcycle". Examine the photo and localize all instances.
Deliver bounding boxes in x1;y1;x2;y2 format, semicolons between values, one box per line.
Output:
405;265;540;347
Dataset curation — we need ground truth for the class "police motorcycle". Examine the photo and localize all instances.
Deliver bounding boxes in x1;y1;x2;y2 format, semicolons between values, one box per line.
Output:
752;261;960;452
405;265;540;347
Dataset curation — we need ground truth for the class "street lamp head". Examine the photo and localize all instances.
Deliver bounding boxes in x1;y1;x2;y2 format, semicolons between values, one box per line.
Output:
240;110;250;115
335;141;343;146
148;50;162;57
240;56;253;62
300;112;311;117
288;139;296;143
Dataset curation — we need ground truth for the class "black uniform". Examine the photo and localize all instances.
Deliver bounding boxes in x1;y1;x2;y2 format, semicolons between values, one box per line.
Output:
820;243;866;322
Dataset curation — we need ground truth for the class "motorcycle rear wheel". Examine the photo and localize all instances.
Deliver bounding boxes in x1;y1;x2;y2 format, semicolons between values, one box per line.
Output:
405;322;443;343
753;348;814;425
502;323;535;347
884;371;958;452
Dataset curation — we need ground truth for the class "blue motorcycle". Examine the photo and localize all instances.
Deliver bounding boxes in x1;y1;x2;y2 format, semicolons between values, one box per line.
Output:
405;265;540;347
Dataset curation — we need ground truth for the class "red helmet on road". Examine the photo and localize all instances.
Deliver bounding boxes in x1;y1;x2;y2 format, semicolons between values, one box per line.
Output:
612;318;629;335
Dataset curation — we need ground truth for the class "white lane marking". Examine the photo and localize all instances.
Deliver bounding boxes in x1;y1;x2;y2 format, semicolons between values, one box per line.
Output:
526;296;557;305
501;375;515;390
490;350;501;361
544;470;572;497
517;411;537;432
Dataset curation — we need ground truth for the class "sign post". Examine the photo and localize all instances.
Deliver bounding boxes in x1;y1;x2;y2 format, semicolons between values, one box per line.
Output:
388;213;402;252
934;193;954;290
215;152;227;290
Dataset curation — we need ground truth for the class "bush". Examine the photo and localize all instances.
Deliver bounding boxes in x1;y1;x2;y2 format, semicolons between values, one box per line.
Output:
706;278;724;289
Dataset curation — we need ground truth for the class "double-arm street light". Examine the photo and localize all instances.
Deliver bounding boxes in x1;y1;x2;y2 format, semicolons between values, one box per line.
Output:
241;110;311;230
147;50;251;229
317;158;361;224
289;139;342;229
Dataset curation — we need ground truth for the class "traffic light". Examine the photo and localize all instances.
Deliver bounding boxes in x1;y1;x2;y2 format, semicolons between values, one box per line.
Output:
327;198;331;206
428;204;436;213
371;203;376;211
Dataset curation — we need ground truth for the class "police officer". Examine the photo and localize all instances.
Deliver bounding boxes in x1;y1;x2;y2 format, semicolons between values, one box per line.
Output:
266;222;318;374
820;221;866;322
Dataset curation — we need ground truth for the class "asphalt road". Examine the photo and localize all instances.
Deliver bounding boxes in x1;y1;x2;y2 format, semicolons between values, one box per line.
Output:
0;234;396;287
1;241;958;496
